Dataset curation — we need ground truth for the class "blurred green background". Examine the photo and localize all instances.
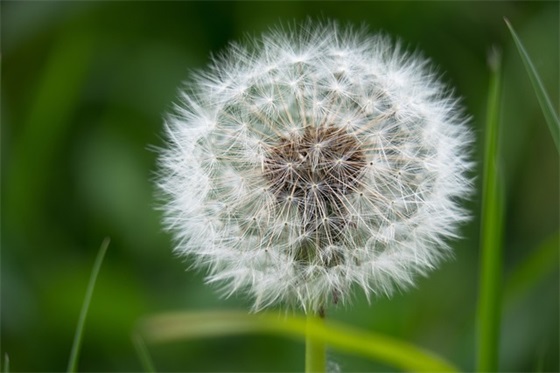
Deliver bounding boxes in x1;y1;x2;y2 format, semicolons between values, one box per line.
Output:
2;1;558;372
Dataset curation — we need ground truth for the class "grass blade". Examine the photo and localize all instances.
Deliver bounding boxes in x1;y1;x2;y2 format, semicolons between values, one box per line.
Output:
132;333;156;373
505;18;560;154
2;354;9;373
67;238;110;373
138;310;459;372
476;48;504;372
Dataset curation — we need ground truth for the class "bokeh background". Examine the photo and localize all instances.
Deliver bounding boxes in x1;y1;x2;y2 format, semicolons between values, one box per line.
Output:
2;1;558;372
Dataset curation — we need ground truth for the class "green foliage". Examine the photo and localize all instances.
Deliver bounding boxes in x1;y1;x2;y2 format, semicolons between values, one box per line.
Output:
67;238;110;373
505;232;560;302
132;333;156;373
476;48;504;373
138;311;458;372
2;354;9;373
3;2;558;372
505;18;560;154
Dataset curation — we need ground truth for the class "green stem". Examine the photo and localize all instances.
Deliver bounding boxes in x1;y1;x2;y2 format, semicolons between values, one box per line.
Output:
476;48;504;373
305;308;326;373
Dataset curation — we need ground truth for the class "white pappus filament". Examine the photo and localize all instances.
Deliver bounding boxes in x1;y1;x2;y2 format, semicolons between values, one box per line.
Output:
157;21;473;312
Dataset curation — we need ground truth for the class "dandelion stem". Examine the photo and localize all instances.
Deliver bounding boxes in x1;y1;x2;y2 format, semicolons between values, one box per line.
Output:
305;307;326;373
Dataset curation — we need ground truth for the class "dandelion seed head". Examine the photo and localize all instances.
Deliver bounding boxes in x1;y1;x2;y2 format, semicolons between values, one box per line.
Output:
158;21;472;312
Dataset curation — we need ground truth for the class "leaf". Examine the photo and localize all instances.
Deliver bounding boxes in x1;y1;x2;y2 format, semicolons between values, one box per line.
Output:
132;333;156;373
476;47;504;373
505;18;560;154
67;238;110;373
138;310;459;372
2;354;9;373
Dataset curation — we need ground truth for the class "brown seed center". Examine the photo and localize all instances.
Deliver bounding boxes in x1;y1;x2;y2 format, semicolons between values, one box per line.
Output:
263;126;366;251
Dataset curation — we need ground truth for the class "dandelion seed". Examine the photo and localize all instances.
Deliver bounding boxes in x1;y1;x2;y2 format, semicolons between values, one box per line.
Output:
158;21;472;312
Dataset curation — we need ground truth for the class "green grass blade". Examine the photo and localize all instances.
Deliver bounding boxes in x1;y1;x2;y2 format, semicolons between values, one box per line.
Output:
476;48;504;373
505;18;560;154
138;311;459;372
132;333;156;373
2;354;9;373
67;238;110;373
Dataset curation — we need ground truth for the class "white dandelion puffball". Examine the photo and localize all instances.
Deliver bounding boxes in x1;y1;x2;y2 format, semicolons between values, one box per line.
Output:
158;22;472;312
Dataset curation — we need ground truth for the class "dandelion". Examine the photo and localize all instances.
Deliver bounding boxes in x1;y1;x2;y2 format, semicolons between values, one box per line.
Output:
158;21;472;313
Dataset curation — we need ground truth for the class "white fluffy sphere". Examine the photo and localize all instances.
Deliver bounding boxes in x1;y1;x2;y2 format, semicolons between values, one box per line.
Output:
158;22;472;312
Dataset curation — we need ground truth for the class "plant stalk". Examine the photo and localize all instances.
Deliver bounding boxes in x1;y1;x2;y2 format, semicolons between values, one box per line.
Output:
476;48;504;373
305;307;326;373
